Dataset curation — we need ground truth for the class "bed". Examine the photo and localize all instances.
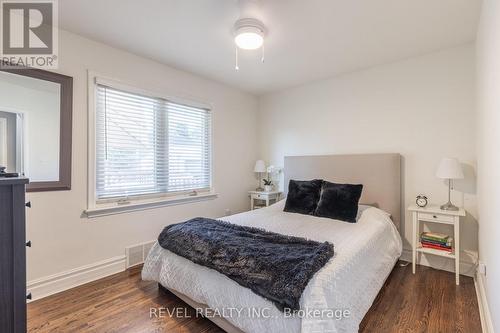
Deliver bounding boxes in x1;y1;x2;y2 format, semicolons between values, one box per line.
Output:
142;153;403;333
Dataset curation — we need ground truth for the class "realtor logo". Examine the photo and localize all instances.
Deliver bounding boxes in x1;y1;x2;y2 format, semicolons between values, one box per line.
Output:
0;0;58;69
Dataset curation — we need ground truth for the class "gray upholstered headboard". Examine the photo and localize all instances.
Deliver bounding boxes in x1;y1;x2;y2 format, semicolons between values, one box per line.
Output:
284;153;401;230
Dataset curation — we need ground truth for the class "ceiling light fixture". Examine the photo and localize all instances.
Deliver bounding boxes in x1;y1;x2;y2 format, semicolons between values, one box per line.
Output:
233;0;266;71
234;18;265;50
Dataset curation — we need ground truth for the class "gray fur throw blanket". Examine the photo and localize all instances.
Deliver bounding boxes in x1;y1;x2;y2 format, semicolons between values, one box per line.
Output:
158;217;335;311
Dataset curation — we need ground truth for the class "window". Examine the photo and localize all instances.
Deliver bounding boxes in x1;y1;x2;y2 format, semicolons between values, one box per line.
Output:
94;83;212;202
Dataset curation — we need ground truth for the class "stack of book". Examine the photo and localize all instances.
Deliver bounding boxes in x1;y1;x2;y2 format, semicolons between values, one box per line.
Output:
420;232;453;252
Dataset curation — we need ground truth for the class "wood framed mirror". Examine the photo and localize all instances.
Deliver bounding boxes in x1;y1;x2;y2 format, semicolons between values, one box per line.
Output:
0;64;72;191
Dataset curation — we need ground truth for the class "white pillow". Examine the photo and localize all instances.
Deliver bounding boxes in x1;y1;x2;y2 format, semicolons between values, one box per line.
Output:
356;204;391;221
356;204;371;221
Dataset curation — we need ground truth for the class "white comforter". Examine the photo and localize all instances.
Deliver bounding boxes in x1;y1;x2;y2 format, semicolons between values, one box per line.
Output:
142;200;402;333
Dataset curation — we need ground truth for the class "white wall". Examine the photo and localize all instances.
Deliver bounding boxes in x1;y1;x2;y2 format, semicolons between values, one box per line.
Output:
0;73;60;181
26;30;258;281
258;44;477;272
0;111;16;171
476;0;500;329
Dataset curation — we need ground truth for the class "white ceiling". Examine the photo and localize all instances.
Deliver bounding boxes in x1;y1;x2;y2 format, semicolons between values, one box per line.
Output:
59;0;482;95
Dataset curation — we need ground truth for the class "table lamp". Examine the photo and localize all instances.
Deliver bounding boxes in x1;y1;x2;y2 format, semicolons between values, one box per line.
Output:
254;160;266;191
436;157;464;211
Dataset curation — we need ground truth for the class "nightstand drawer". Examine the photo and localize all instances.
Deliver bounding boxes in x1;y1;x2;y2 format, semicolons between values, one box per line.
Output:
249;191;282;210
418;212;455;223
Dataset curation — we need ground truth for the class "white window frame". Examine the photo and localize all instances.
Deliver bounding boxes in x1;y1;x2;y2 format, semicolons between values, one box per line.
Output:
85;71;216;218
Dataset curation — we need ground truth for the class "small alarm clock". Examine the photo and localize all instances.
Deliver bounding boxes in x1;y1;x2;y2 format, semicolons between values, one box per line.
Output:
416;194;428;208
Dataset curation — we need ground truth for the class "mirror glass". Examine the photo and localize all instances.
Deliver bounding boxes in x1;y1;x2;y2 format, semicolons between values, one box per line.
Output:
0;71;60;182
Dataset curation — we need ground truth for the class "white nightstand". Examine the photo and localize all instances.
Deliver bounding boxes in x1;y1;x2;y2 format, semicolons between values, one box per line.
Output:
408;204;466;285
248;191;282;210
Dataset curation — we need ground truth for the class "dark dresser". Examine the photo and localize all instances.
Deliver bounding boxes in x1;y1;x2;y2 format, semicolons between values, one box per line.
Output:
0;177;29;333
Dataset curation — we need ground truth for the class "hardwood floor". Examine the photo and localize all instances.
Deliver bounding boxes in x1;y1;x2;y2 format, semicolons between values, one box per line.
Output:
28;262;481;333
359;262;481;333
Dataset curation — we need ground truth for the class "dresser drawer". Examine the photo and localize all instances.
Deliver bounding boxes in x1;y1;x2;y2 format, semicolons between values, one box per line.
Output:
251;193;267;199
0;178;29;333
418;212;455;223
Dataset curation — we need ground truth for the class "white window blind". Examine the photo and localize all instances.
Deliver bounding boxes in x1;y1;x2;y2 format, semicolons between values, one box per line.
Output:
95;84;211;200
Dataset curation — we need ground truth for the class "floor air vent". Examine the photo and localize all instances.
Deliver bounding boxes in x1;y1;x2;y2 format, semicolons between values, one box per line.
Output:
125;240;156;268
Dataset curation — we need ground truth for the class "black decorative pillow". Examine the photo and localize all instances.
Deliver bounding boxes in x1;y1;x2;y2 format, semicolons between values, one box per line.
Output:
314;181;363;223
284;179;323;215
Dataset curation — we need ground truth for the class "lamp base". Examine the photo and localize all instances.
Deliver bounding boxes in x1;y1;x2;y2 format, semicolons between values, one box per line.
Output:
255;187;264;191
440;201;459;211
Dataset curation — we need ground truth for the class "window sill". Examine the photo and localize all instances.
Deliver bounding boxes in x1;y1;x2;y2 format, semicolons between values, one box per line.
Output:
84;192;218;218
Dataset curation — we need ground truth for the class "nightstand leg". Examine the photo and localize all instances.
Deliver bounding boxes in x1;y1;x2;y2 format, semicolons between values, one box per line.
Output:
250;198;254;210
412;212;417;274
454;217;460;285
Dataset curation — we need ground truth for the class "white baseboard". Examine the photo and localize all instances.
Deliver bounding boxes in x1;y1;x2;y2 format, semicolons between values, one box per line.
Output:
27;255;126;301
475;272;495;333
400;248;477;277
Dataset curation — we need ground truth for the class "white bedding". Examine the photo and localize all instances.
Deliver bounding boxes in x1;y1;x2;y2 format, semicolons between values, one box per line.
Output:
142;200;402;333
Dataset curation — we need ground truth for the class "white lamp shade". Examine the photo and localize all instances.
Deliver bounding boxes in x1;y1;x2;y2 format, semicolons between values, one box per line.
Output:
436;158;464;179
254;160;266;173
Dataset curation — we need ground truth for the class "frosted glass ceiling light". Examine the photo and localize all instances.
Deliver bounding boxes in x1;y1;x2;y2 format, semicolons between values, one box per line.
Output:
233;18;266;70
234;22;264;50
